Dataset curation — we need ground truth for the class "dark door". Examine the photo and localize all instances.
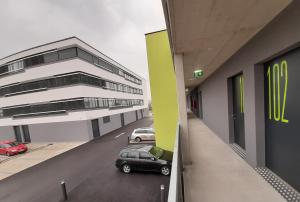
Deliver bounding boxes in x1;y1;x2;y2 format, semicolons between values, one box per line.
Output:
190;89;199;116
135;110;138;120
22;125;31;143
127;151;140;170
120;113;125;127
232;74;245;149
13;126;22;142
91;119;100;138
139;152;159;171
140;109;143;118
264;48;300;192
197;89;203;119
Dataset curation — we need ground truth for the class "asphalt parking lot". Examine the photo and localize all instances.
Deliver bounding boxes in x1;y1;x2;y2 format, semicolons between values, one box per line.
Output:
0;117;170;202
0;142;85;180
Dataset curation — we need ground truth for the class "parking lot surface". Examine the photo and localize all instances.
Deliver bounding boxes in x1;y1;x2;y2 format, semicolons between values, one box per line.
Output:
0;117;170;202
0;142;85;180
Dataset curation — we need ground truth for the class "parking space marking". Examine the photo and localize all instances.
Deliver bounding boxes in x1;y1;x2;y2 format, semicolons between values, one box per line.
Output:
115;132;126;139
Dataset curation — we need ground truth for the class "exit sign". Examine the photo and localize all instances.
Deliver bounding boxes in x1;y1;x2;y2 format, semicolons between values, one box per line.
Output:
193;69;203;78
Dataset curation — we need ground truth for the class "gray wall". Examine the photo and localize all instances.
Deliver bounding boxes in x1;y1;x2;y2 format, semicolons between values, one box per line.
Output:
29;121;91;142
1;109;148;143
99;114;122;136
197;1;300;167
0;126;15;141
124;111;136;125
142;108;149;117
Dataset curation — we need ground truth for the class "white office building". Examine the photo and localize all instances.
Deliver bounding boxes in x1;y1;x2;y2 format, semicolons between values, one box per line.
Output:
0;37;148;142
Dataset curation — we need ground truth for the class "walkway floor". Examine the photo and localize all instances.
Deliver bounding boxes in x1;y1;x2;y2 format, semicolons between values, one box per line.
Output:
184;115;285;202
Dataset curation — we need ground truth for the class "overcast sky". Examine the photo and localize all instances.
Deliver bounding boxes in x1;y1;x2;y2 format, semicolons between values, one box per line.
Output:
0;0;166;100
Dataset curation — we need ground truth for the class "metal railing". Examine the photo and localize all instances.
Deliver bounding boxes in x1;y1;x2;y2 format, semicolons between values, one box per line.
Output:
168;123;184;202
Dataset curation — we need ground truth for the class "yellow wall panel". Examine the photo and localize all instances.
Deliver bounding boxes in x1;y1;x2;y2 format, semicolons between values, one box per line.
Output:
145;30;178;151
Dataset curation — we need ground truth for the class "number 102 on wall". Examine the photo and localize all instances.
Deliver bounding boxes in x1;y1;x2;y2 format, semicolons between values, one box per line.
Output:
266;60;289;123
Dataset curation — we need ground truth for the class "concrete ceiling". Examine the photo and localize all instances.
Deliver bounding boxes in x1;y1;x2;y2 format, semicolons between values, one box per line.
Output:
163;0;292;89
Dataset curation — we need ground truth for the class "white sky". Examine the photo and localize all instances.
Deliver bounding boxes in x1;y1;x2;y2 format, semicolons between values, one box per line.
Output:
0;0;166;100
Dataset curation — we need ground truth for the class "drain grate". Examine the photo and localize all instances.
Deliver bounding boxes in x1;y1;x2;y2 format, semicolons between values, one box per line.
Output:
256;167;300;202
230;143;246;159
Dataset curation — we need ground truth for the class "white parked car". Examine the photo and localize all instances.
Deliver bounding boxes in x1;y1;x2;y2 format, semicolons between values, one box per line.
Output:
130;128;155;142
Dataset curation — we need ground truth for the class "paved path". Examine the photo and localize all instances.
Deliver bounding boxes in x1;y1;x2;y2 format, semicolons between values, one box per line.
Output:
0;117;169;202
184;115;284;202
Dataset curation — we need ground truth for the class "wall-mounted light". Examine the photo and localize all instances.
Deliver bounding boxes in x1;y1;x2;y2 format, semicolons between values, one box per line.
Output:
185;88;189;92
193;69;204;78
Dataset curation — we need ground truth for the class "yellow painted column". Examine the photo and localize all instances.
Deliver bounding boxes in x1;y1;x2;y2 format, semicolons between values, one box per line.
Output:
145;30;179;152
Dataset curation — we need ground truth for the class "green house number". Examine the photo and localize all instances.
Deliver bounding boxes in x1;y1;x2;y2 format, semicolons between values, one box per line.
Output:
267;60;288;123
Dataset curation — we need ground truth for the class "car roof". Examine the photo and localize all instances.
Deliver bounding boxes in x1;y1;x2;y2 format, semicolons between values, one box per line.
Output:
120;145;153;153
134;127;154;131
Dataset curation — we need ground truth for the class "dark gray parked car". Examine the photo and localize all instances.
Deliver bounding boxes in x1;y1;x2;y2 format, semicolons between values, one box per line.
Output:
115;145;172;176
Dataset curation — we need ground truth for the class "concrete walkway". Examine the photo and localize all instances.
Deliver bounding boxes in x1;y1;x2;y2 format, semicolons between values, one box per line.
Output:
184;116;285;202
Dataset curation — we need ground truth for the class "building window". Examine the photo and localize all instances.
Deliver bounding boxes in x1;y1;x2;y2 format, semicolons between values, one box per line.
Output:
0;65;8;75
58;48;77;60
0;72;143;98
0;46;142;85
8;61;24;72
24;55;44;67
0;97;143;118
44;52;59;63
77;48;93;63
103;116;110;124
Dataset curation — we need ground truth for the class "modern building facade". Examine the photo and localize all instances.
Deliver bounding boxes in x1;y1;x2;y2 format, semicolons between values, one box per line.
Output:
146;0;300;201
0;37;148;142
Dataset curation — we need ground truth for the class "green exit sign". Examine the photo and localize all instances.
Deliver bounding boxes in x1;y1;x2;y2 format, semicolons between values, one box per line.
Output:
193;69;203;78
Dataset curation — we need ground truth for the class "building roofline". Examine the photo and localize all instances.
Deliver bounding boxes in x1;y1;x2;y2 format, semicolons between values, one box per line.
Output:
145;29;167;36
0;36;145;80
0;36;77;61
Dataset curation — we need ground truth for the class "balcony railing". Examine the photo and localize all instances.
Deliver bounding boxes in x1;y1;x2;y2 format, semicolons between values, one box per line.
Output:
168;123;184;202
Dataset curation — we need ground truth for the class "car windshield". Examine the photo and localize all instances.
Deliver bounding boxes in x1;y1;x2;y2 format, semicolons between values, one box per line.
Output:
149;146;164;159
2;142;19;148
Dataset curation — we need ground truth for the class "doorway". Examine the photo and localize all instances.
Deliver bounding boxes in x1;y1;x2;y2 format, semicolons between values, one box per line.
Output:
231;74;245;149
190;89;199;116
197;89;203;119
135;110;138;121
91;119;100;138
120;113;125;127
13;125;31;143
264;48;300;192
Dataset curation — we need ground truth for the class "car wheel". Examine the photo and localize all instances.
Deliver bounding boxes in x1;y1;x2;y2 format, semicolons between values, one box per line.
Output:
122;164;131;174
135;137;142;142
161;166;170;176
6;152;11;157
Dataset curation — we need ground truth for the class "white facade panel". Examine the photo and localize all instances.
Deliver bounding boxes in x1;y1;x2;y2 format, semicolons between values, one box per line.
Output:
99;114;122;136
0;85;144;107
0;126;15;141
0;59;143;89
0;107;147;127
28;120;91;142
124;111;136;125
137;110;142;119
0;37;141;79
143;108;149;117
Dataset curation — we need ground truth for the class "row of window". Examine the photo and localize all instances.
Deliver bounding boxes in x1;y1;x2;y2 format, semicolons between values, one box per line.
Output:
0;97;144;118
0;72;143;97
0;47;142;85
